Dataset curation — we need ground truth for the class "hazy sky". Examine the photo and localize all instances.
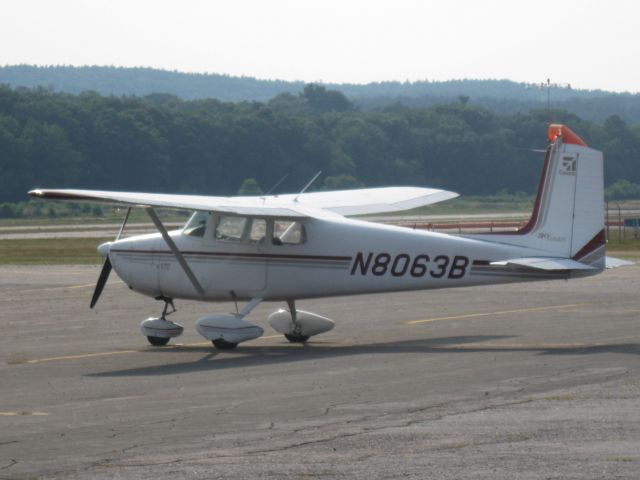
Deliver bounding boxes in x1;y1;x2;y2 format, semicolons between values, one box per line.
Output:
2;0;639;92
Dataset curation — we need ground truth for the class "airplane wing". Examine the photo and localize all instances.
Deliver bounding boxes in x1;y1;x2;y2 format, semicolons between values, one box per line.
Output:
490;257;596;271
28;189;305;217
28;186;458;218
278;187;458;215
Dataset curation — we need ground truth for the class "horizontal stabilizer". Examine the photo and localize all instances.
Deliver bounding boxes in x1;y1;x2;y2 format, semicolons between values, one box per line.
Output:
605;256;634;269
491;257;596;272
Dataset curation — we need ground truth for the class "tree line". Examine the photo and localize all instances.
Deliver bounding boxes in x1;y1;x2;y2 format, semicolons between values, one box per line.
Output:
2;66;640;124
1;84;639;206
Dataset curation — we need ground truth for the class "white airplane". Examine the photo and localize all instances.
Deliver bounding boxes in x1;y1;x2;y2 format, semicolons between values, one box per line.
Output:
29;124;625;350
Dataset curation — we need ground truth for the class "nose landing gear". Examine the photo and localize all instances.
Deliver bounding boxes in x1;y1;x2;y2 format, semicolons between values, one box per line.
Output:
140;297;184;346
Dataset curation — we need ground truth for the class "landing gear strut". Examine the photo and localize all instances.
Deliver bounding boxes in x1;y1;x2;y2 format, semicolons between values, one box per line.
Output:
141;297;181;347
284;299;310;343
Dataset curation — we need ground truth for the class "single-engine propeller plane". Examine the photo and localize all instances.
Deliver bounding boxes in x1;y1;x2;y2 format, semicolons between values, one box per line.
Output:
29;124;628;350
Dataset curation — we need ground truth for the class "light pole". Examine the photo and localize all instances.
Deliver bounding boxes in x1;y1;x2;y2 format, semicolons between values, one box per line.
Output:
525;79;572;124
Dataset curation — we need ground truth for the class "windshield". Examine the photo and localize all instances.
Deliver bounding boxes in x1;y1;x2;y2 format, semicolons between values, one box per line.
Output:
183;211;210;237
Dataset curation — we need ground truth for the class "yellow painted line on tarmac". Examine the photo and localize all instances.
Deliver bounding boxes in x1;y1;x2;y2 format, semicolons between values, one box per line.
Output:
24;349;139;364
66;283;98;290
260;334;284;340
19;334;287;365
407;303;585;325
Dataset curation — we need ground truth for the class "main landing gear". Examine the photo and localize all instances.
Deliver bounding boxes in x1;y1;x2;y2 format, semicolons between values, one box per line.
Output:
138;297;335;350
140;297;184;346
268;299;334;344
195;297;264;350
283;299;309;343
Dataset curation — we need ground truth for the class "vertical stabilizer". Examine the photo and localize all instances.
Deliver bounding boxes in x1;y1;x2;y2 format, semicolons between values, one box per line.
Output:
473;124;605;267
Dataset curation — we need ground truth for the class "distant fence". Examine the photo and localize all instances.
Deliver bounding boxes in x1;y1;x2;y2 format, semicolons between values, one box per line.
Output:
395;221;524;234
606;201;640;240
386;211;640;239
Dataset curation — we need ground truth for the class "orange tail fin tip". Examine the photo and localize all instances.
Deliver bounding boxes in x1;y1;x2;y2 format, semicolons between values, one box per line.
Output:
547;124;587;147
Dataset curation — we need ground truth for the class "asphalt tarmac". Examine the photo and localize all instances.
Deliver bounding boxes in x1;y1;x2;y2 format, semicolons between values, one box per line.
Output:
1;264;639;479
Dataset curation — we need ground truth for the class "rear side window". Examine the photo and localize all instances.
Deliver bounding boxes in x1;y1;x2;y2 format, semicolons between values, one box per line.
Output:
249;219;267;243
273;220;305;245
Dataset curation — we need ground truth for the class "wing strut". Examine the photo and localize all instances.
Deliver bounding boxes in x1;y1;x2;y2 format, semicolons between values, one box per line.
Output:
145;207;205;295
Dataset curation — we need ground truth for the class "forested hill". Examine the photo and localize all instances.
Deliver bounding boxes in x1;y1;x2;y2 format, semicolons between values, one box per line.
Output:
1;84;639;204
2;65;640;124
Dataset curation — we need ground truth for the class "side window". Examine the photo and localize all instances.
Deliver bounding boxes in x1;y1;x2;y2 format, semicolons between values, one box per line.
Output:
215;216;248;241
249;219;267;243
183;211;210;237
273;220;305;245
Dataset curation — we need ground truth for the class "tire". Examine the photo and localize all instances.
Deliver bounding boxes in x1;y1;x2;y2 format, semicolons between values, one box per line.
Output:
147;336;170;346
212;339;239;350
285;333;310;343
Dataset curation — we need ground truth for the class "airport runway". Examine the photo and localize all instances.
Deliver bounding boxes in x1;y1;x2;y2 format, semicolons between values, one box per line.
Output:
1;264;639;479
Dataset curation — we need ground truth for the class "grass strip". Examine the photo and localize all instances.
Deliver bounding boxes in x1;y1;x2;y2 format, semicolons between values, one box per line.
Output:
0;238;110;265
0;233;638;265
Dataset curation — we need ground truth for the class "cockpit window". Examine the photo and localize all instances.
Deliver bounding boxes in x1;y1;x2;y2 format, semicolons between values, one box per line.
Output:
210;216;303;244
183;211;210;237
215;216;248;241
273;220;305;245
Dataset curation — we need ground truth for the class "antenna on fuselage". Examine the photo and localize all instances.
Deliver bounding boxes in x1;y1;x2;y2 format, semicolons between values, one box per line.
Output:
264;173;290;195
294;170;322;202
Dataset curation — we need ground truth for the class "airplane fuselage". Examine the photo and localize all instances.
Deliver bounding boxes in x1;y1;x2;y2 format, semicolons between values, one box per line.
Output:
108;215;597;303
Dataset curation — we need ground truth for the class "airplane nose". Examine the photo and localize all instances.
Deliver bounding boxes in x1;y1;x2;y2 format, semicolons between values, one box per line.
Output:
97;241;113;258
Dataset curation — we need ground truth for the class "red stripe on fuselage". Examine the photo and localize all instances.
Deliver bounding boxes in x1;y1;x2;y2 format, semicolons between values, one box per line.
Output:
110;249;352;262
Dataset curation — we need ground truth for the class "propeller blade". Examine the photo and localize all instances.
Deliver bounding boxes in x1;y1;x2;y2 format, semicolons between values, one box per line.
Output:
90;257;112;309
89;208;129;309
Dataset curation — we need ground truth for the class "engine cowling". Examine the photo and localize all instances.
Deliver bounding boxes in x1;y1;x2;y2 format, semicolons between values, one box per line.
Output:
196;315;264;344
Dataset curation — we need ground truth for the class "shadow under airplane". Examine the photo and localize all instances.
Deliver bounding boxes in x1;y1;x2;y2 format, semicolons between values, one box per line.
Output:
88;335;640;378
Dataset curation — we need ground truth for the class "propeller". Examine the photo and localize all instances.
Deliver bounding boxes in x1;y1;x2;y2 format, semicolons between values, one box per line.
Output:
90;258;112;309
90;207;131;309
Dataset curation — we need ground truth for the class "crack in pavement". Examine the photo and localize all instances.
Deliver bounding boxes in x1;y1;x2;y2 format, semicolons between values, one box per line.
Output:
0;459;17;471
233;374;632;459
241;396;536;456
